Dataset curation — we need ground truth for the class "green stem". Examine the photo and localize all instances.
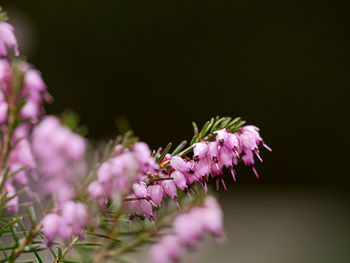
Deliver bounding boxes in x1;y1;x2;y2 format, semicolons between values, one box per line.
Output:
54;236;80;263
9;224;42;263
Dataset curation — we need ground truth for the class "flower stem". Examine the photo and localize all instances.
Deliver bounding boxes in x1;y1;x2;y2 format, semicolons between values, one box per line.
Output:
54;236;80;263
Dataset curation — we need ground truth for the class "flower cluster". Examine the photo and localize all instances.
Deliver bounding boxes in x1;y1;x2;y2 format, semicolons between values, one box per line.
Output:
88;142;158;205
0;20;50;212
167;126;271;193
41;201;88;243
150;196;224;263
95;126;270;223
0;21;18;57
32;116;86;204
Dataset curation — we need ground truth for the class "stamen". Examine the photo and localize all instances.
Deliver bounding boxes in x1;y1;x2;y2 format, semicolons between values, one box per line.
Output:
252;166;259;178
229;166;236;182
221;178;227;191
263;142;272;152
255;152;263;163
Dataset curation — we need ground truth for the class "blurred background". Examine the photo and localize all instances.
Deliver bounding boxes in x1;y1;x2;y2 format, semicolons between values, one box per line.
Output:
2;0;349;262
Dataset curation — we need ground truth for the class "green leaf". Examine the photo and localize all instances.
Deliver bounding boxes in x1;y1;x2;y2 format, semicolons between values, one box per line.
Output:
171;140;187;156
25;206;37;227
33;248;43;263
156;142;172;164
148;177;173;183
0;217;22;237
0;167;10;193
192;122;199;135
58;247;62;258
73;242;103;247
86;232;121;243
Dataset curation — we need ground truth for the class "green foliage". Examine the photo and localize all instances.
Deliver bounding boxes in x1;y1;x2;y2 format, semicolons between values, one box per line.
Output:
0;7;8;22
60;109;89;136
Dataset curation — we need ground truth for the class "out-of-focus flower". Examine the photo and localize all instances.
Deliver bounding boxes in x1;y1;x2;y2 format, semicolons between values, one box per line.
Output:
32;116;86;204
0;22;19;57
150;235;181;263
150;196;224;263
41;201;88;243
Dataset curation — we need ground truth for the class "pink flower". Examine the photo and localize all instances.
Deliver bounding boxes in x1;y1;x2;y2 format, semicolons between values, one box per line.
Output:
147;184;164;206
32;116;86;203
133;142;158;172
173;211;203;247
0;100;8;123
171;171;187;190
61;201;88;236
24;69;46;92
136;199;153;218
150;235;181;263
214;128;228;145
41;213;61;243
161;179;177;199
133;182;148;198
0;22;19;57
87;181;105;199
201;197;224;237
42;201;88;243
170;156;189;173
193;142;209;160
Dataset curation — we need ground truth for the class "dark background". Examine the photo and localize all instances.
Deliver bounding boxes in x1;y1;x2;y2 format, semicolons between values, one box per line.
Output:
2;1;349;262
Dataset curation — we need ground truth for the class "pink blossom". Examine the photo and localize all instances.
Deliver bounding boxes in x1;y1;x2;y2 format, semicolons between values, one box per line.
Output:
150;235;181;263
87;181;105;199
214;128;228;145
136;199;153;217
161;179;177;199
32;116;86;203
193;141;209;160
0;100;7;123
0;22;19;57
133;182;148;198
41;213;61;243
41;201;88;243
147;184;164;206
171;171;187;190
170;156;189;173
24;69;46;92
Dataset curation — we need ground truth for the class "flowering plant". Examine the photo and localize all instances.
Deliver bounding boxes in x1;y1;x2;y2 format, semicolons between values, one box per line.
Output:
0;7;270;263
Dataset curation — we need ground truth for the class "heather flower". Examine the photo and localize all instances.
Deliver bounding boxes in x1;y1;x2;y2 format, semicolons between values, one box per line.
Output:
41;213;61;243
8;137;35;184
133;182;148;198
32;116;86;203
170;156;190;173
150;235;181;263
147;184;164;206
89;142;158;206
193;141;209;161
24;69;46;92
0;98;7;123
150;197;224;263
161;179;177;199
0;22;19;57
41;201;87;243
171;171;187;190
173;211;203;247
133;142;158;172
